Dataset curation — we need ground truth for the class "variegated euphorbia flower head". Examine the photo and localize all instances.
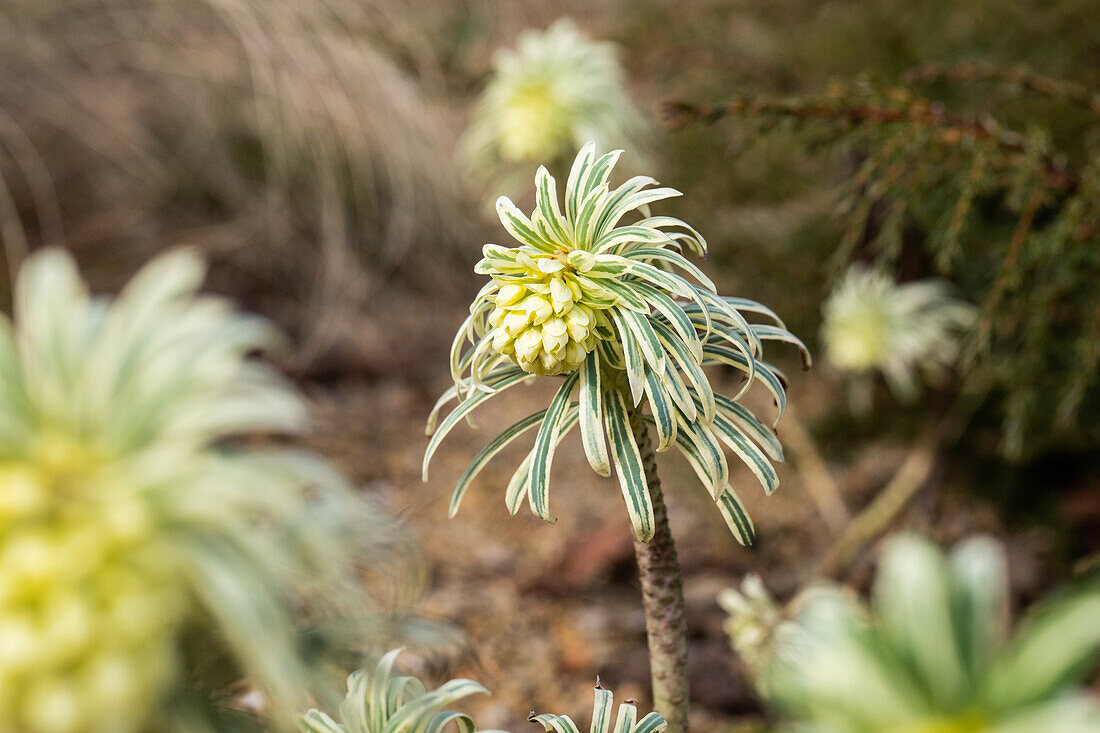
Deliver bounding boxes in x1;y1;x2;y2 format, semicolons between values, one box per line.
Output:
822;265;975;407
462;19;649;177
425;143;809;545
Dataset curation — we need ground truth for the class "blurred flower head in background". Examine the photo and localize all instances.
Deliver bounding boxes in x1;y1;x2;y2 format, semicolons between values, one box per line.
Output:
754;535;1100;733
462;19;650;188
718;575;807;697
0;248;402;732
425;143;808;546
822;265;976;410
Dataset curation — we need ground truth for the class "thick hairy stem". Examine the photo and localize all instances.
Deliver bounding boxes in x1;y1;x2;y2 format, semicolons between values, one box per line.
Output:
630;414;690;732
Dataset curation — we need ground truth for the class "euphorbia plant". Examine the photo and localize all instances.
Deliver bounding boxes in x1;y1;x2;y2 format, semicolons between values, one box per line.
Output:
424;142;808;730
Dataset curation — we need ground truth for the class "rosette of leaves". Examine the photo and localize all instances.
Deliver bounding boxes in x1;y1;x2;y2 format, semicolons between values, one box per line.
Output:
299;649;497;733
425;141;809;546
758;535;1100;733
462;19;649;189
0;248;398;732
529;683;667;733
822;264;976;410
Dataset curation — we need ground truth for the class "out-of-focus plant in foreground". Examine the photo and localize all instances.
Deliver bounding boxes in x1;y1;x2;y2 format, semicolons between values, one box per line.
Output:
0;248;399;732
424;142;807;730
822;264;976;411
724;535;1100;733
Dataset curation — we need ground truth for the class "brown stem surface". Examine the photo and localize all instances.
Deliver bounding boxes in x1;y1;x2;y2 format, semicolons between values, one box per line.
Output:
630;415;689;732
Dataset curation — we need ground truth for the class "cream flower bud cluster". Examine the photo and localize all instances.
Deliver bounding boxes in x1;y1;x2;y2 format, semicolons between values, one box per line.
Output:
0;460;185;733
486;248;610;376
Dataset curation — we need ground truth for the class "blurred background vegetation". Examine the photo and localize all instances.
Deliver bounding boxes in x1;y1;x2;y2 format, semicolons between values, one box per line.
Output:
0;0;1098;730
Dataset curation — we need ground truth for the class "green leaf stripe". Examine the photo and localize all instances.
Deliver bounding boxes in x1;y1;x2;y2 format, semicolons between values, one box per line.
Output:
606;389;655;541
529;372;580;520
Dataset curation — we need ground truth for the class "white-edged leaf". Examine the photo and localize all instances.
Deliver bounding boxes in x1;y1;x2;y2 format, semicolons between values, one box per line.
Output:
609;308;646;406
605;389;655;541
496;196;556;252
422;368;529;480
712;410;780;495
651;319;714;422
717;485;756;546
715;394;783;461
643;367;677;452
580;351;611;476
528;373;580;520
449;409;548;517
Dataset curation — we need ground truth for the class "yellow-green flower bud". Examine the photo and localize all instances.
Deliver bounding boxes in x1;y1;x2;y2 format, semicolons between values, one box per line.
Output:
484;250;609;376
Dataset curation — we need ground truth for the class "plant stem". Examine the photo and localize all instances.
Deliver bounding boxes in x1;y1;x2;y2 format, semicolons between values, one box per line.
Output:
630;414;690;732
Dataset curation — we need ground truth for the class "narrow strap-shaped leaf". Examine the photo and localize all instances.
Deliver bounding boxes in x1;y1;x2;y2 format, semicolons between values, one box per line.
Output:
600;278;650;312
620;309;666;376
535;166;573;246
590;687;615;733
651;319;714;422
664;429;718;496
591;174;660;238
423;711;479;733
635;214;707;255
711;411;780;495
633;281;702;362
576;183;611;246
606;389;655;541
449;409;549;517
658;347;698;423
578;149;623;217
298;710;344;733
694;287;763;356
428;362;516;435
369;650;403;731
422;368;529;480
595;187;682;240
643;367;677;452
609;308;646;406
626;247;715;292
528;372;580;520
506;453;533;515
496;196;556;252
717;485;756;546
566;141;598;220
529;713;583;733
610;702;639;733
580;351;612;476
594;225;671;253
752;323;813;368
723;296;786;327
714;395;783;461
633;712;668;733
675;407;728;498
622;259;697;302
383;679;489;733
702;343;787;425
